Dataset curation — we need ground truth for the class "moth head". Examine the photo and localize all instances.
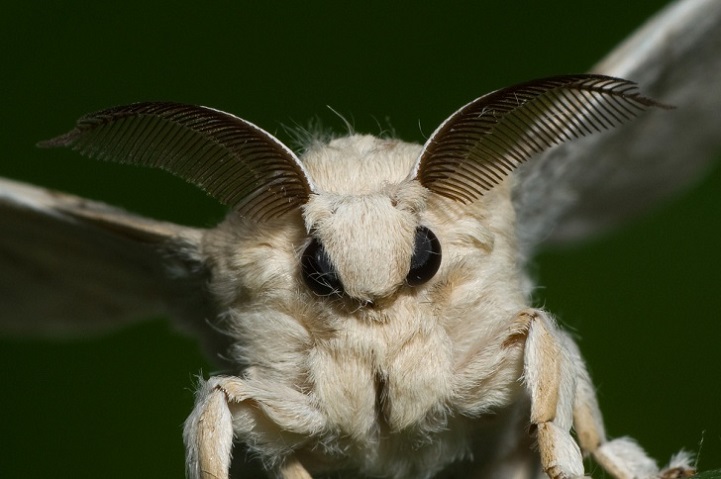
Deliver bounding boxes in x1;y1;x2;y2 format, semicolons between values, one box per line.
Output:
39;75;665;305
300;178;438;303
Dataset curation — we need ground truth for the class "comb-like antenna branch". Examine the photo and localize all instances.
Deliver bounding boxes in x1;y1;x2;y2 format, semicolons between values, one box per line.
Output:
411;74;670;203
38;102;316;221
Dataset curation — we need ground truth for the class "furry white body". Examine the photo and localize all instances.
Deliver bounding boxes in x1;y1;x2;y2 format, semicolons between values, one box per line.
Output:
185;136;687;478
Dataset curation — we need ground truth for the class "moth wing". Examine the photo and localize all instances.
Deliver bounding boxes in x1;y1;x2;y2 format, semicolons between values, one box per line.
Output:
0;177;226;356
514;0;721;252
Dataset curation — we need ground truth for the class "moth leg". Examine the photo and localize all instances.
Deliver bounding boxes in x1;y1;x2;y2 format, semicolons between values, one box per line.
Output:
521;309;585;479
564;336;695;479
184;375;321;479
184;376;236;479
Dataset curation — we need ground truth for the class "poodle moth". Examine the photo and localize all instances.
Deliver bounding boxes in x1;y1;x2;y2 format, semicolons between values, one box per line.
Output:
1;0;720;478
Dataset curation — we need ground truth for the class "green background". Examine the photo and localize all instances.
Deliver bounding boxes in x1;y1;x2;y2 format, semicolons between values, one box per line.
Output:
1;1;719;478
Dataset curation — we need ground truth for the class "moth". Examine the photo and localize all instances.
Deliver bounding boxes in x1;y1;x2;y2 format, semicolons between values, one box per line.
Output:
1;0;720;478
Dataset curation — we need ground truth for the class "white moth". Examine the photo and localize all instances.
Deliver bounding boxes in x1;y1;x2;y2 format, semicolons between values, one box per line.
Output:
1;0;720;478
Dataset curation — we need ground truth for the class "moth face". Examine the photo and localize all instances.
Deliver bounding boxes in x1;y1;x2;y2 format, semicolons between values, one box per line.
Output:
301;183;439;303
299;136;439;303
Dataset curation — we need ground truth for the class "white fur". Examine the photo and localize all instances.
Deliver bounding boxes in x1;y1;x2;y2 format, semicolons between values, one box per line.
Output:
186;134;692;479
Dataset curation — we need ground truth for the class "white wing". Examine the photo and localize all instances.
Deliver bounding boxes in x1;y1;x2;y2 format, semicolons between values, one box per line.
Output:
514;0;721;253
0;177;228;358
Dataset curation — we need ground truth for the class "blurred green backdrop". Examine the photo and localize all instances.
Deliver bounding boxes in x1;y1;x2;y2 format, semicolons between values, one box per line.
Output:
1;1;719;478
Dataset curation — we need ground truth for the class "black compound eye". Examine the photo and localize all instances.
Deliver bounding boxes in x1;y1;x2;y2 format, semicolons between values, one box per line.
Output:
301;238;344;297
407;226;442;287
